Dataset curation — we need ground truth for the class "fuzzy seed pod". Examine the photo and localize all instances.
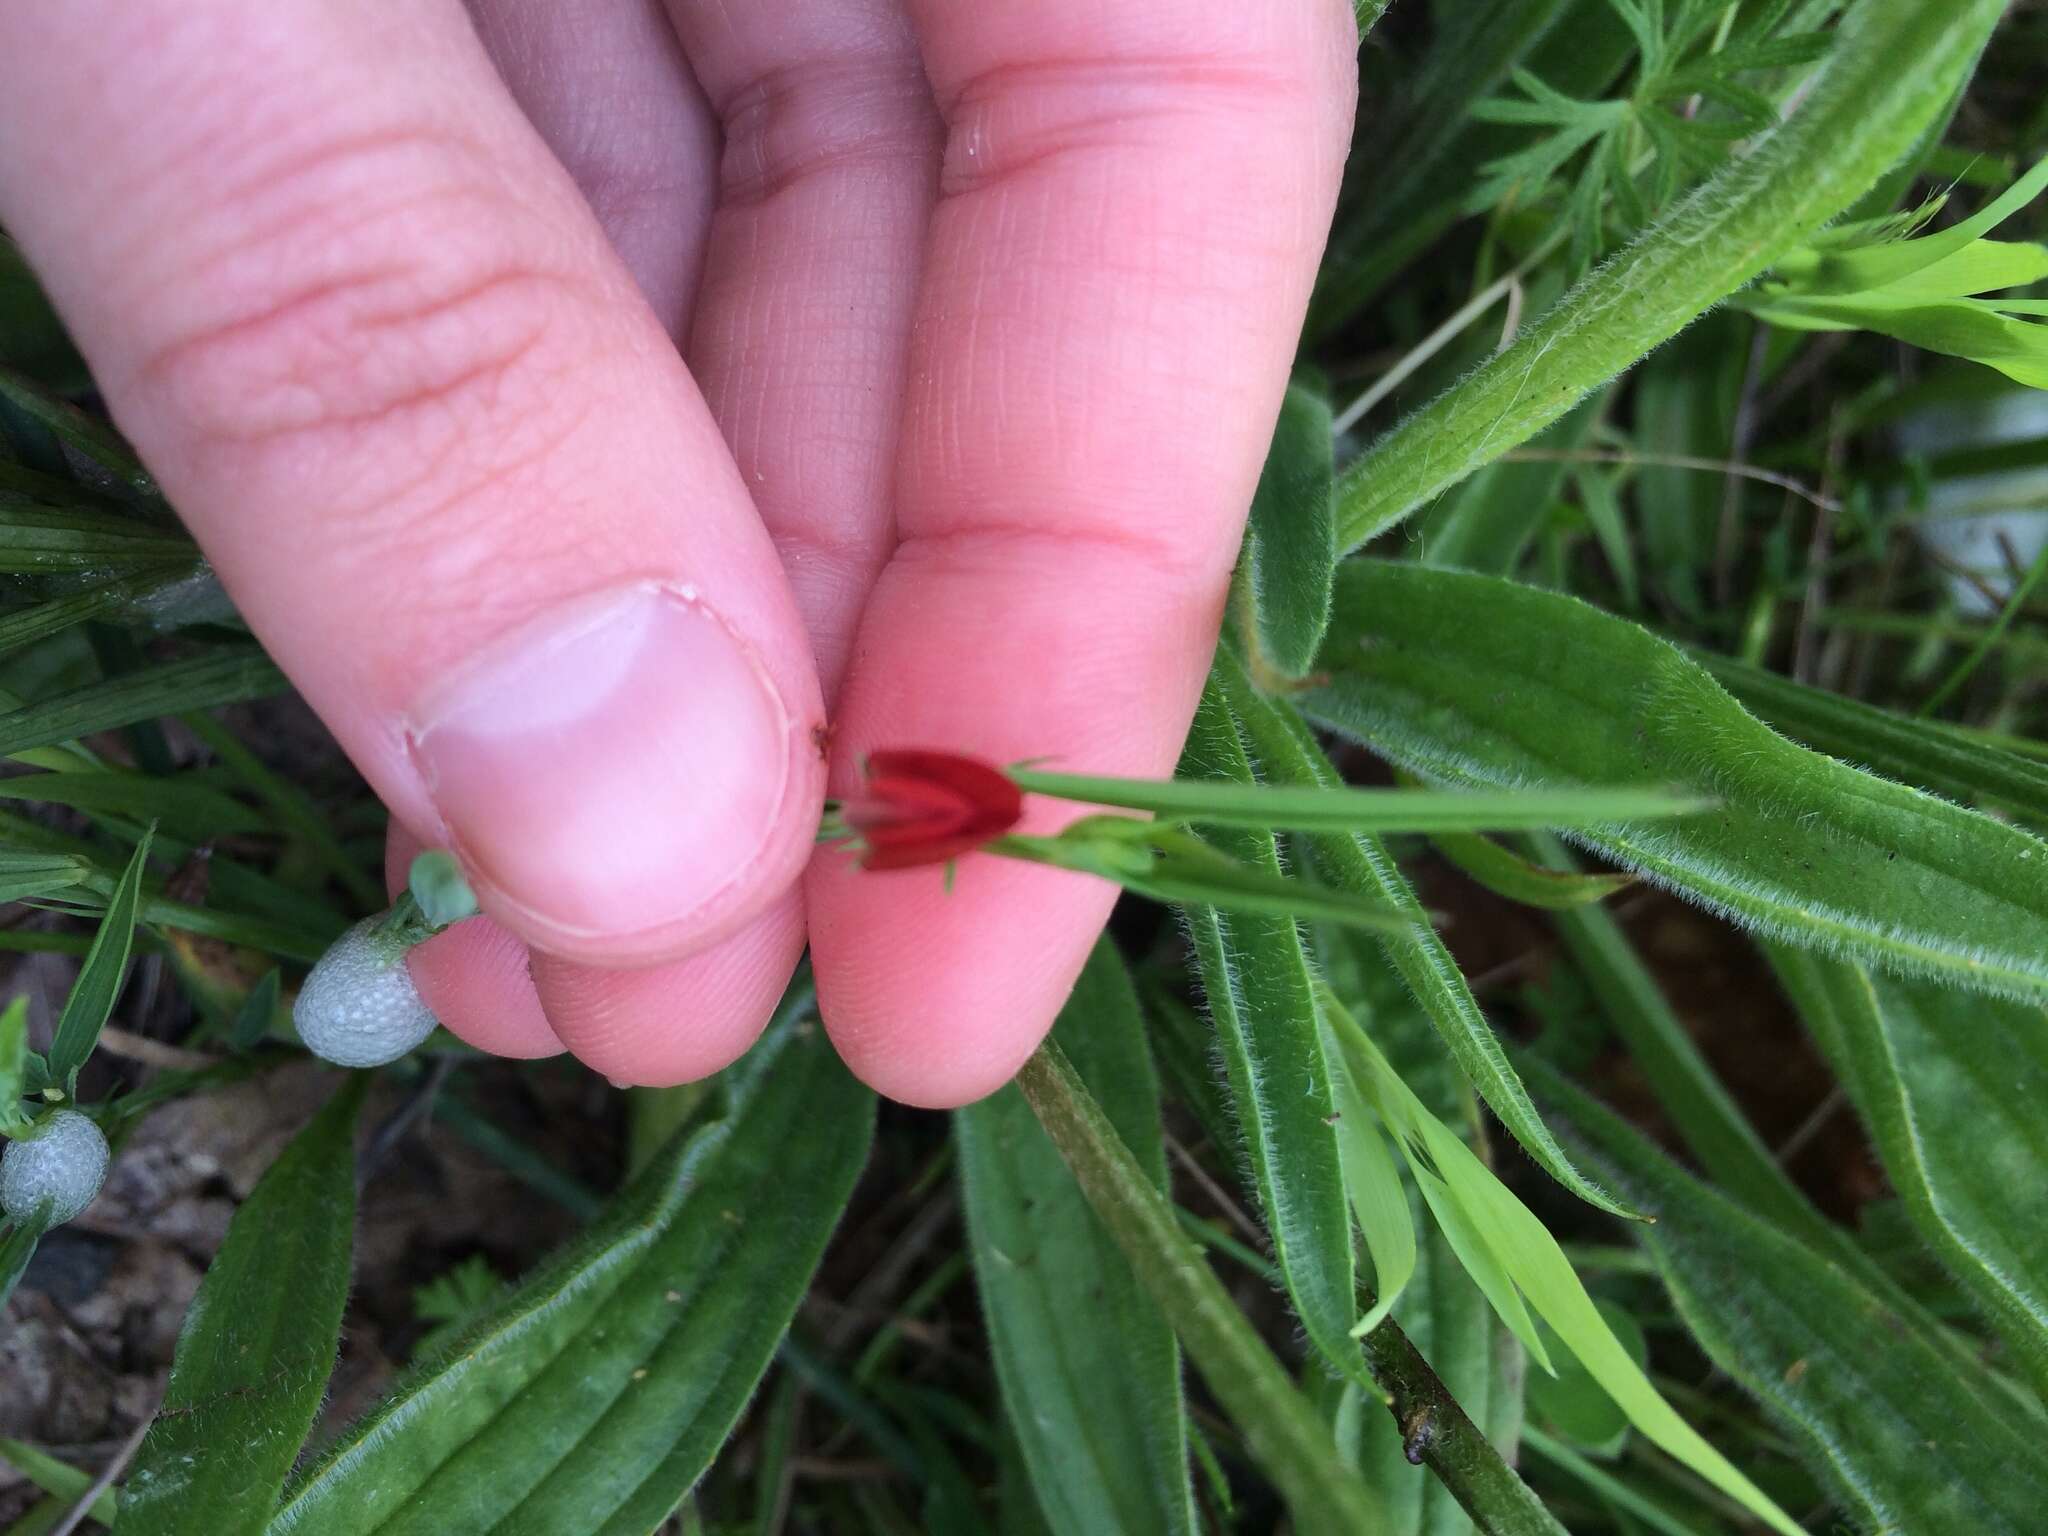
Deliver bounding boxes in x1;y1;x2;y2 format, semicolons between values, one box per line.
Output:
293;915;440;1068
2;1109;110;1228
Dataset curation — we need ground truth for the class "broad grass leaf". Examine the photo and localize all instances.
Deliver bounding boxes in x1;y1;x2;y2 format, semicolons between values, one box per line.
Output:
270;1011;873;1536
958;941;1197;1536
0;500;193;573
1217;645;1636;1219
0;769;264;841
1770;948;2048;1403
1238;379;1337;678
1173;683;1359;1378
121;1076;366;1536
1321;1010;1415;1337
46;827;151;1093
1304;561;2048;1003
1534;1061;2048;1535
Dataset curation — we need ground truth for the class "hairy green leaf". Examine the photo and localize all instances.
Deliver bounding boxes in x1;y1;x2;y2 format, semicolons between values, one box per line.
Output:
1334;0;2009;548
958;941;1196;1536
1305;561;2048;1003
1697;649;2048;827
1238;379;1337;677
1537;1062;2048;1535
1173;685;1358;1375
1217;644;1634;1219
122;1076;366;1536
271;1011;873;1536
1770;949;2048;1403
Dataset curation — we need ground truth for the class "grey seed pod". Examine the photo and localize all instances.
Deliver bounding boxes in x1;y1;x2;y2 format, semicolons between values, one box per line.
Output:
293;915;440;1068
2;1109;110;1227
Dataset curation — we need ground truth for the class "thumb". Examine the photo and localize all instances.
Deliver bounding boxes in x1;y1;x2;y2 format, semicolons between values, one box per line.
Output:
0;2;825;965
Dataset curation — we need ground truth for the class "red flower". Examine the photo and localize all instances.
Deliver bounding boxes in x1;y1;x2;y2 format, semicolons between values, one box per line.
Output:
841;750;1025;870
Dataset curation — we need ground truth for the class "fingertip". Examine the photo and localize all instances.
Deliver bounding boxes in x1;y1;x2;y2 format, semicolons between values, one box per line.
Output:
530;894;806;1086
807;848;1112;1109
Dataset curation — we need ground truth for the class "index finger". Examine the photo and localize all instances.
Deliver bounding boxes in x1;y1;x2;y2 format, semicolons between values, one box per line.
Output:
807;0;1357;1105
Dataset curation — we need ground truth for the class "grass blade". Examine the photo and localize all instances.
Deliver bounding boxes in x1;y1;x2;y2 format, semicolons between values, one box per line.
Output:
0;649;288;757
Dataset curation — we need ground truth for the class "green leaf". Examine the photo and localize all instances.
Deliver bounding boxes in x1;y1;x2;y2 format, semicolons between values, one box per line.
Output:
1304;561;2048;1003
1418;394;1607;578
271;1010;874;1536
1350;1219;1528;1536
957;940;1197;1536
1172;685;1359;1380
46;827;152;1093
0;500;194;572
1333;0;2009;548
1324;1016;1415;1338
1325;996;1801;1536
0;997;28;1136
0;368;159;502
1696;648;2048;827
0;1438;119;1529
229;969;282;1053
0;1204;52;1314
1008;767;1707;837
1430;830;1632;910
120;1076;367;1536
1534;1061;2048;1535
1011;1043;1384;1531
1747;291;2048;389
1774;154;2048;296
1237;379;1337;677
1524;1302;1646;1454
0;768;265;840
1217;645;1636;1220
1524;831;1838;1253
1770;950;2048;1404
0;850;95;905
405;851;477;929
0;648;289;757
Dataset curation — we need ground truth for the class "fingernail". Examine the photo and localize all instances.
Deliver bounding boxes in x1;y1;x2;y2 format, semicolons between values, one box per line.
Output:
408;583;793;951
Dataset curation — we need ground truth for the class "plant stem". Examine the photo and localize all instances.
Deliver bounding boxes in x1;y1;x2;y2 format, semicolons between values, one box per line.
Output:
1355;1309;1569;1536
1333;0;2009;551
1012;1043;1384;1532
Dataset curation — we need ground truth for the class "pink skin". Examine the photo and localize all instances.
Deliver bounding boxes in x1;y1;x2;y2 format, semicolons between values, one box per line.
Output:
0;0;1357;1108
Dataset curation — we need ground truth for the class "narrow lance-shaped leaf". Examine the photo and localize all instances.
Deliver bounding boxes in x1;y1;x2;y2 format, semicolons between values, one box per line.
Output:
1334;0;2009;549
0;648;289;758
47;826;152;1093
1324;995;1802;1536
0;1437;121;1530
1236;378;1337;678
122;1076;367;1536
270;1010;874;1536
1215;641;1636;1220
0;997;28;1136
1768;946;2048;1406
957;940;1197;1536
1695;647;2048;829
1532;1060;2048;1536
1304;562;2048;1004
1429;830;1632;911
1172;683;1360;1379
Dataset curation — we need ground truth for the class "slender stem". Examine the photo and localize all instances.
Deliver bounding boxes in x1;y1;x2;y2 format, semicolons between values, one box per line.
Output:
1333;0;2009;551
1013;1043;1384;1531
1356;1309;1569;1536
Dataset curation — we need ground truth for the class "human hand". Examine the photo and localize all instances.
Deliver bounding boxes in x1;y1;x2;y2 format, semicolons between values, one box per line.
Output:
0;0;1356;1106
